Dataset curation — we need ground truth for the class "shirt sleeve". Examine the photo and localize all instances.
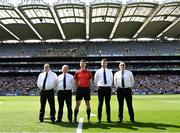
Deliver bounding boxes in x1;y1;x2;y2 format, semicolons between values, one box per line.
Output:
54;77;59;91
94;71;98;86
74;71;79;86
130;71;134;86
70;75;76;90
37;74;41;89
114;72;118;88
110;70;113;86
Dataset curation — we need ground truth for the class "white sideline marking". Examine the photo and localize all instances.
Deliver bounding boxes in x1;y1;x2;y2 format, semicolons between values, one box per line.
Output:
90;113;96;117
76;117;83;133
158;100;180;104
0;101;3;104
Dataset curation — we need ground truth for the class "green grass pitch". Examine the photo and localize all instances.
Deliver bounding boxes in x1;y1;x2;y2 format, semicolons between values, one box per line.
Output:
0;95;180;132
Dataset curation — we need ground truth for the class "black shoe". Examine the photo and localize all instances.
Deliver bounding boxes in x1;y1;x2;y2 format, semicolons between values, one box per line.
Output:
56;119;62;123
107;120;112;123
87;119;91;124
97;120;101;124
130;120;136;124
117;119;122;123
51;120;55;123
73;119;77;124
69;120;73;124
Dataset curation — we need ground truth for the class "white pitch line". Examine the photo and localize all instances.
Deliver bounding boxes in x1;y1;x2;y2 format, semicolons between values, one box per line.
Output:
158;100;180;104
0;101;3;104
76;117;83;133
90;113;96;117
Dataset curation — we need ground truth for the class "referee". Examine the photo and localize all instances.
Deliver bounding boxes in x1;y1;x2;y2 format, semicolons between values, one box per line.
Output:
56;65;74;124
37;64;57;122
74;59;93;123
94;59;113;123
114;62;135;123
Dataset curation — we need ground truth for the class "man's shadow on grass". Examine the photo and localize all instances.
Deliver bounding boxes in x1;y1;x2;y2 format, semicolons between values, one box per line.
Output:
130;121;180;130
42;121;180;131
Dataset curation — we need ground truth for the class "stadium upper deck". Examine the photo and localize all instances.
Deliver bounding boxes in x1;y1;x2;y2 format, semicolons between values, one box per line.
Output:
0;41;179;57
0;0;179;42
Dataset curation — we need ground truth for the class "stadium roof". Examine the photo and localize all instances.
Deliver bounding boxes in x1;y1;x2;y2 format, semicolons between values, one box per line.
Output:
0;0;179;42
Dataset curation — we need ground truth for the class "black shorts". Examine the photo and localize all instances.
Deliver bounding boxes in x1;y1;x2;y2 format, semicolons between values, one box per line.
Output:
76;87;91;101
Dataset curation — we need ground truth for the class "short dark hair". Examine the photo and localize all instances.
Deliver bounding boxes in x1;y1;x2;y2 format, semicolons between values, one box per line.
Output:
101;59;107;62
80;59;86;62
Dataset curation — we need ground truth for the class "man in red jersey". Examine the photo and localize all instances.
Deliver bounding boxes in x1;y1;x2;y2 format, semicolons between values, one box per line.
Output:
73;59;93;123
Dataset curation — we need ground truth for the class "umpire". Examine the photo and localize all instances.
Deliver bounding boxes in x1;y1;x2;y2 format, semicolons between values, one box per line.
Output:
114;62;135;123
56;65;74;124
37;63;57;122
94;59;113;123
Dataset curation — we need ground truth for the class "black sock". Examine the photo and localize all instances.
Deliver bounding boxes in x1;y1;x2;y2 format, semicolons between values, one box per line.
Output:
74;109;79;120
86;109;91;120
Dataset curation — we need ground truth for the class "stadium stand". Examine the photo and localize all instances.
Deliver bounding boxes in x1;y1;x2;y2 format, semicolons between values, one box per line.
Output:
0;41;179;57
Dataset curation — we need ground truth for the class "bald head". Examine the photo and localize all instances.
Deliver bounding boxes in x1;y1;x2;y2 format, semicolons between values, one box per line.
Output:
44;63;50;73
62;65;68;73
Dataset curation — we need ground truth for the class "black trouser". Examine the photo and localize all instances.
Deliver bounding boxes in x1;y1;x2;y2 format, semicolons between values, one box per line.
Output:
117;88;134;122
57;90;72;121
98;87;111;121
39;89;55;121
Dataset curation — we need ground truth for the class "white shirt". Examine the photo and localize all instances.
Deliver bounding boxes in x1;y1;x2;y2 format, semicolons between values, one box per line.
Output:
37;71;57;90
114;70;134;88
94;68;113;87
56;73;74;91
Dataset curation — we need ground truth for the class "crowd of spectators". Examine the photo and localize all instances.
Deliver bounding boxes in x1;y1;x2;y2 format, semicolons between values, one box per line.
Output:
133;74;180;94
36;48;87;57
0;64;179;72
0;76;37;96
0;74;179;96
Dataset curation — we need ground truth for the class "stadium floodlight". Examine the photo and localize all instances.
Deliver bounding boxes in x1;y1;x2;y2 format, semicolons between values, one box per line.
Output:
89;38;109;42
137;38;155;41
45;39;63;42
2;40;19;43
23;39;41;43
112;38;131;41
68;39;86;42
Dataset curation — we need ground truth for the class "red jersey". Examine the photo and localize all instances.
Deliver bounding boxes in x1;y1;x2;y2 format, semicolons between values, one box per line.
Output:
74;69;93;88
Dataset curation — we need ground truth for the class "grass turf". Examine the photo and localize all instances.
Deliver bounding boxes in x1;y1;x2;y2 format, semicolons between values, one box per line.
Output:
0;95;180;132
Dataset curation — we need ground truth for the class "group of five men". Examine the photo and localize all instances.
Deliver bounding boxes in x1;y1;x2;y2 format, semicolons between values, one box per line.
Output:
37;59;135;124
